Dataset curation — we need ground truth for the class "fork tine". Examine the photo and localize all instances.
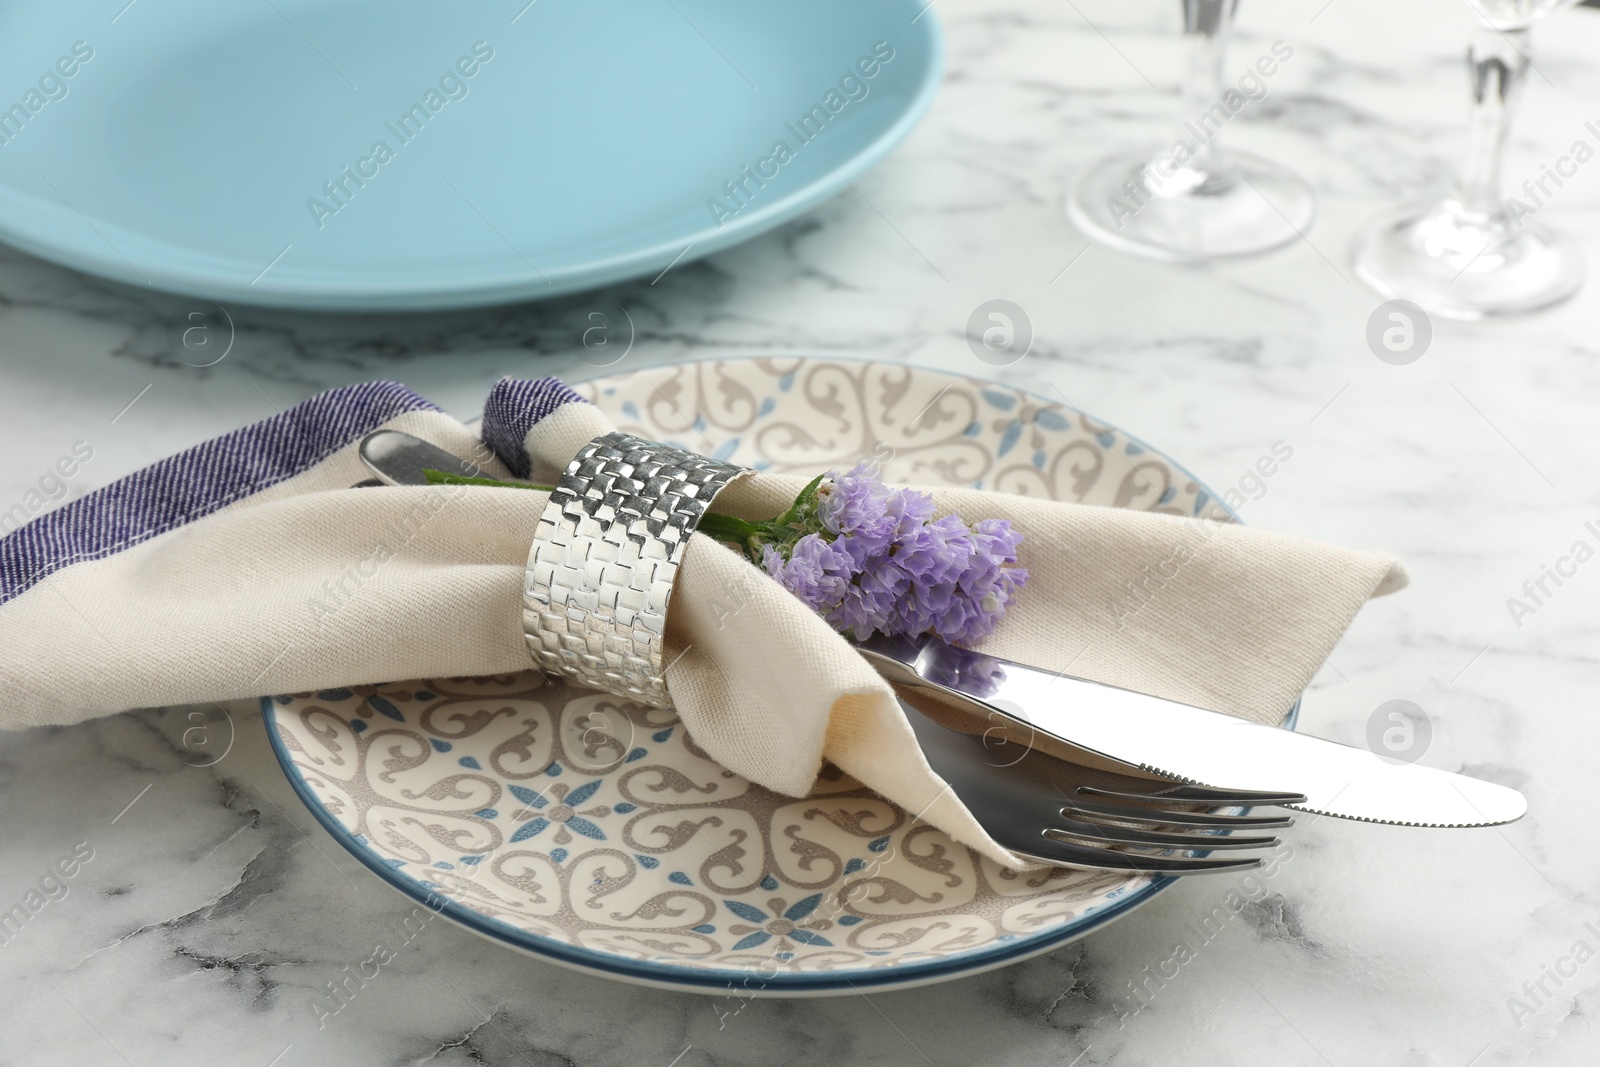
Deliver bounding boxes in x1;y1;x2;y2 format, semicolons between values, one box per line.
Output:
1011;837;1265;875
1062;797;1296;829
1079;783;1308;807
895;693;1290;876
1046;818;1279;851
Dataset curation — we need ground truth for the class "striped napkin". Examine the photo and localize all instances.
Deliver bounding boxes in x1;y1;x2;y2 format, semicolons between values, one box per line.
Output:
0;376;1407;868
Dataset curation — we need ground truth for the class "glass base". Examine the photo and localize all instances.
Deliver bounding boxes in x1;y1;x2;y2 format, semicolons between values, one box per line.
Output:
1066;146;1317;262
1353;199;1586;320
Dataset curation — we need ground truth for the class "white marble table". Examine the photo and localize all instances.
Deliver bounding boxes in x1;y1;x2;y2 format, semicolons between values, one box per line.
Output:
3;0;1598;1064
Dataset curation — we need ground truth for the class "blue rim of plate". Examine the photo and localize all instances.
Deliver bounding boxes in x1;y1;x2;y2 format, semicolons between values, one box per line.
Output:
0;5;944;311
261;356;1303;993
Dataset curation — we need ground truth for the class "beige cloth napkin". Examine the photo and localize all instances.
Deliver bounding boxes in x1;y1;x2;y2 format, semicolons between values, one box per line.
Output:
0;387;1406;869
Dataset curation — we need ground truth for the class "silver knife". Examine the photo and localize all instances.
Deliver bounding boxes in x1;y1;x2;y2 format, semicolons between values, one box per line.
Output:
854;632;1526;828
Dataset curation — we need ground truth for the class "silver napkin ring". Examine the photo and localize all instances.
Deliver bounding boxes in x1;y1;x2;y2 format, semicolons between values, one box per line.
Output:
523;431;750;707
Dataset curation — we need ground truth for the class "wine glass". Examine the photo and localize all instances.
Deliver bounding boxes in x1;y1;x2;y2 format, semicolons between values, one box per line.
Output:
1066;0;1316;262
1352;0;1586;319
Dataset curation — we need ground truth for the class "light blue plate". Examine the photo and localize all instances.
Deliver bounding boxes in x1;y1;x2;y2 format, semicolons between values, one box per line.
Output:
0;0;941;310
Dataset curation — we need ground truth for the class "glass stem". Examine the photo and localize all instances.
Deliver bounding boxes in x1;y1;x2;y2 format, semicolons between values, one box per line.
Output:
1454;27;1529;219
1179;0;1238;173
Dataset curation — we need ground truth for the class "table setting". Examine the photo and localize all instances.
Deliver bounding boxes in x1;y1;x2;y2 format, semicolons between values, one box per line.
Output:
0;1;1596;1065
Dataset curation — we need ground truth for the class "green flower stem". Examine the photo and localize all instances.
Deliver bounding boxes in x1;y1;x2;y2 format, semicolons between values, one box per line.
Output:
775;472;827;526
696;512;770;561
423;470;556;492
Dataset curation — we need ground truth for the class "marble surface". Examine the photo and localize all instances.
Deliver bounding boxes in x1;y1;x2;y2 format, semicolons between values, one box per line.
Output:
2;0;1599;1064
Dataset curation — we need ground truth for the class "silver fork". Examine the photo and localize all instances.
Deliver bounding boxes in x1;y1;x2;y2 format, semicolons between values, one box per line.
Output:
901;694;1298;875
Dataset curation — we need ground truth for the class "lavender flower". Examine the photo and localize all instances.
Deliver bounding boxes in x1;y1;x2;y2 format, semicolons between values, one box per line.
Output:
948;518;1028;644
816;463;888;533
815;463;897;566
761;535;853;612
759;464;1028;646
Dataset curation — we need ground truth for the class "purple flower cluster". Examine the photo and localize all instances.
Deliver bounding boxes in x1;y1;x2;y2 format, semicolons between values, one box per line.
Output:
761;463;1027;646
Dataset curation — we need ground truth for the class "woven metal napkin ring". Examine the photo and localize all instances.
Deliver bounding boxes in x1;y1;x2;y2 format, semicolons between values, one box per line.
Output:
523;431;750;707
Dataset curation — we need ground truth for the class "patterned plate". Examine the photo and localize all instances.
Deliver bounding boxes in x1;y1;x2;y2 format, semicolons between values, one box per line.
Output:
263;357;1255;995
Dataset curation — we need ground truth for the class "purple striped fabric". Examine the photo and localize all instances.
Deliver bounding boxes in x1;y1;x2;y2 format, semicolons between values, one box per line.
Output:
0;380;441;608
480;376;589;478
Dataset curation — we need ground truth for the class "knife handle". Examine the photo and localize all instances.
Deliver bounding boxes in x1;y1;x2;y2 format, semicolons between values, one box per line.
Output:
855;642;1171;782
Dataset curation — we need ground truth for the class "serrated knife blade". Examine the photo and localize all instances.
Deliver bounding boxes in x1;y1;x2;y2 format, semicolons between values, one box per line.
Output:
855;634;1527;828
